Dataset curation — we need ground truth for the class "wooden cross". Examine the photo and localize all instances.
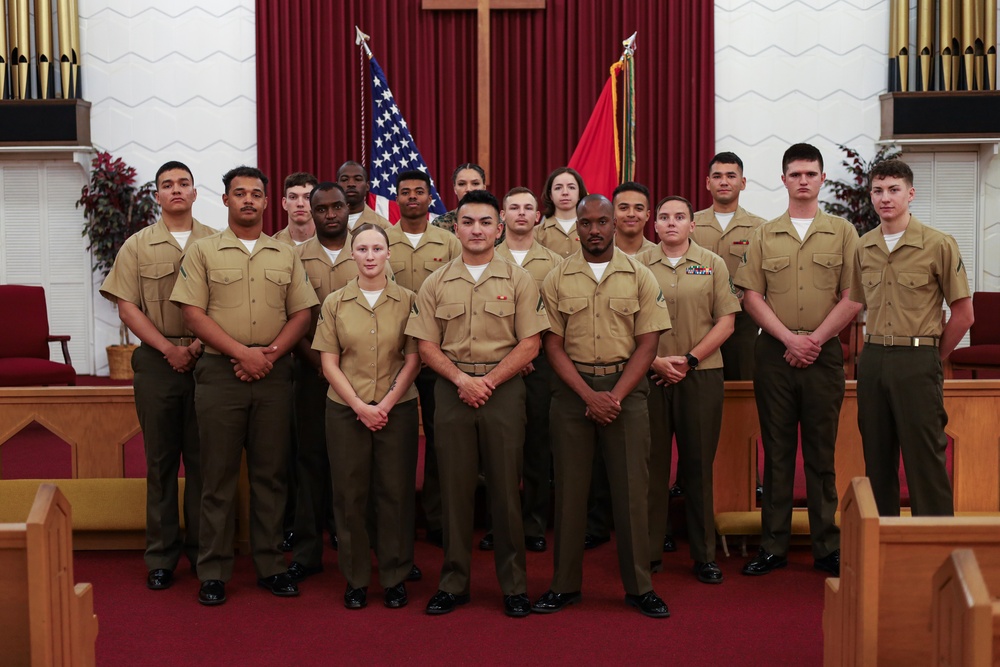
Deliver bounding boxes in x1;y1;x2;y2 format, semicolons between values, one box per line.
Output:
423;0;545;178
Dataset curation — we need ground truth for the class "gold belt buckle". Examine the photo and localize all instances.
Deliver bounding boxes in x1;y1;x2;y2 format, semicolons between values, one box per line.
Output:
883;335;893;347
911;337;921;348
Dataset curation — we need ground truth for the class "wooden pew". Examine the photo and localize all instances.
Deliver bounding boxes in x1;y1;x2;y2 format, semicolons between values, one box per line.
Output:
823;477;1000;667
0;484;98;667
932;549;1000;667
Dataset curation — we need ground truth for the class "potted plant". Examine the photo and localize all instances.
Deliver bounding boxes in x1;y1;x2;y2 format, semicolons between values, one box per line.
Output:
78;151;159;379
822;143;901;235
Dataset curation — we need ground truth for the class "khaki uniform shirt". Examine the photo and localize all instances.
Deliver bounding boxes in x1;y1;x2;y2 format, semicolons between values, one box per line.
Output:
352;205;392;231
387;224;462;293
535;216;579;258
734;210;857;333
693;206;767;284
272;227;314;247
169;227;319;354
617;237;657;257
541;247;671;365
100;218;216;337
406;254;549;363
312;278;419;405
850;215;970;338
496;240;563;290
638;241;741;368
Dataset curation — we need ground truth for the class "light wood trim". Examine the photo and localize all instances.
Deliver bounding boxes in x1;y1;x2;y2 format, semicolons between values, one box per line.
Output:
932;549;996;667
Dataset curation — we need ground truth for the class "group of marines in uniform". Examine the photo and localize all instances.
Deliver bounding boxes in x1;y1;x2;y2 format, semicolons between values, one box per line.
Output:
99;141;973;618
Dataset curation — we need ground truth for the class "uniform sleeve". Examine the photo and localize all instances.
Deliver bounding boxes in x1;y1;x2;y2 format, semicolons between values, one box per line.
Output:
403;275;442;343
939;234;972;305
402;291;419;354
633;264;671;335
285;253;321;314
99;235;141;306
540;267;566;338
312;293;342;355
837;224;860;294
169;241;210;309
848;241;867;306
512;268;549;339
733;226;765;294
710;257;742;319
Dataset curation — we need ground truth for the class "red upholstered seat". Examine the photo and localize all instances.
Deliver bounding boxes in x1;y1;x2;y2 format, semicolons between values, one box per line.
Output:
949;344;1000;366
948;292;1000;378
0;285;76;386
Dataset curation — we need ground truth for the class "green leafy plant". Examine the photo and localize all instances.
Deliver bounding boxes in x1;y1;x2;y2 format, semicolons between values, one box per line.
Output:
78;151;159;345
822;143;901;235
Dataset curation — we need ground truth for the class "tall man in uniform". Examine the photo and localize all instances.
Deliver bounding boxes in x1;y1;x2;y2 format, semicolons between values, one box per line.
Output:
406;189;548;617
100;160;214;590
532;194;672;618
694;152;767;381
337;160;392;231
850;159;973;516
734;143;861;577
170;166;318;605
273;172;318;246
387;169;462;547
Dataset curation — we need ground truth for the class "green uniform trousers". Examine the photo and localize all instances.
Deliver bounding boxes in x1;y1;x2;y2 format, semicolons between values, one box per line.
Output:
857;345;953;516
647;368;724;564
327;397;418;589
132;343;201;571
435;375;527;596
521;352;554;538
416;367;442;533
721;310;758;381
550;371;652;596
754;332;842;559
291;356;334;568
194;353;293;582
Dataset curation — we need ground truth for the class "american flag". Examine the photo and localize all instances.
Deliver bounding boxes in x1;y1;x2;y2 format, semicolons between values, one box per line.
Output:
365;55;447;223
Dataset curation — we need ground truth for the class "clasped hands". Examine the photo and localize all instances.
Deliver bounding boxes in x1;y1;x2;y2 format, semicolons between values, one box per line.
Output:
783;334;821;368
231;346;279;382
164;340;202;373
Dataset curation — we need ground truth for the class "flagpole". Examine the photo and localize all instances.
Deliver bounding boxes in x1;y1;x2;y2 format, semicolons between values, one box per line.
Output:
355;27;372;166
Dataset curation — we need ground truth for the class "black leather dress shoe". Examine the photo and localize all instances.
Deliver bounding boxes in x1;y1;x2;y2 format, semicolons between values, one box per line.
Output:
694;561;724;584
741;549;788;576
584;534;610;550
426;590;470;615
280;530;294;552
345;586;368;609
406;564;422;582
669;484;684;498
426;528;443;548
504;593;531;618
330;534;338;550
478;532;495;551
258;573;299;597
286;561;323;583
525;535;547;552
198;580;226;606
625;591;670;618
384;582;407;609
530;590;581;613
814;549;840;576
146;568;173;590
663;536;677;553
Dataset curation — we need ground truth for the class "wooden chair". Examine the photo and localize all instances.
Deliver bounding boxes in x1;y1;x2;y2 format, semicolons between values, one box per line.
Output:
0;285;75;387
950;291;1000;378
931;549;1000;667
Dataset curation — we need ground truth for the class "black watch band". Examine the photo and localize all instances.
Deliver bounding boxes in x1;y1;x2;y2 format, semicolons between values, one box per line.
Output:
685;353;699;369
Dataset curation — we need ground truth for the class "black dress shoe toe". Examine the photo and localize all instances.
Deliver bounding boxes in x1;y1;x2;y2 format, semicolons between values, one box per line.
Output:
406;564;422;582
584;534;610;550
504;593;531;617
345;586;368;609
530;590;581;613
426;529;443;548
198;580;226;606
525;535;547;552
625;591;670;618
478;532;495;551
741;549;788;576
814;549;840;576
663;535;677;553
426;590;470;615
280;530;295;552
258;572;299;597
384;582;407;608
669;483;684;498
146;568;174;590
330;534;338;550
286;561;324;583
694;561;724;584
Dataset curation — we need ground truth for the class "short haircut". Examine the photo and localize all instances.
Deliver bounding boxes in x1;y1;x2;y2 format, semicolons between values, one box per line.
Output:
283;171;318;194
337;160;366;178
612;181;650;205
782;143;824;173
310;181;346;203
502;186;538;208
350;222;389;248
457;189;501;217
655;195;694;220
541;167;588;218
222;166;268;194
155;161;194;185
708;151;744;173
869;158;914;187
396;169;430;189
452;162;486;184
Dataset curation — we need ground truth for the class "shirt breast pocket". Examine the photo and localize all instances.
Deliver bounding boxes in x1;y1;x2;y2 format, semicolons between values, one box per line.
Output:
607;297;640;337
423;259;448;274
897;271;931;311
208;268;245;308
762;256;792;294
435;302;466;349
862;271;882;304
557;297;590;339
812;253;843;292
264;269;291;308
139;262;176;303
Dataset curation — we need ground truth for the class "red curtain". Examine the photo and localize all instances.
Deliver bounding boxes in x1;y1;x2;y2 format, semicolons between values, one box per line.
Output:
256;0;714;234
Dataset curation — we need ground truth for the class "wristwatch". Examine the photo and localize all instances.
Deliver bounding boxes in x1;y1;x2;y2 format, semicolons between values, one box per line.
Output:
684;353;699;369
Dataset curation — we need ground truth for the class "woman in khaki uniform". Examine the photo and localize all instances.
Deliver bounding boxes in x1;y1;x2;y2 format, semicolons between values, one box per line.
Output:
535;167;588;259
638;196;739;584
313;224;421;611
